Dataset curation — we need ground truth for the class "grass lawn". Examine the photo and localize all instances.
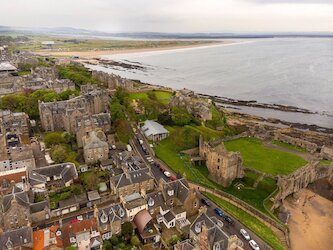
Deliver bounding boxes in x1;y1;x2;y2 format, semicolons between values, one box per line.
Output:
272;140;307;153
204;192;284;250
128;90;172;105
155;127;277;216
320;159;332;166
224;137;308;176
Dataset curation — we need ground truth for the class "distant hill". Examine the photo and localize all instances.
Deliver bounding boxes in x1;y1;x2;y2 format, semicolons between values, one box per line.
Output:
1;26;332;39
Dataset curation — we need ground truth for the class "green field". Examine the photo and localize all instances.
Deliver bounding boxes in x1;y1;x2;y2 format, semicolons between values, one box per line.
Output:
224;137;307;176
155;126;277;215
204;192;284;250
128;91;172;105
11;36;216;52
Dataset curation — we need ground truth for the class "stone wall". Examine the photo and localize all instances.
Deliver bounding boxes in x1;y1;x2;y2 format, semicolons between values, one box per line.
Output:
321;146;333;160
91;70;134;90
273;161;333;209
199;136;244;187
274;132;318;153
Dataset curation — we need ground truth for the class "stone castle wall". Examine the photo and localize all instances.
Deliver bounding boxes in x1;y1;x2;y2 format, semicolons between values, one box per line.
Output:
274;132;318;153
273;161;333;209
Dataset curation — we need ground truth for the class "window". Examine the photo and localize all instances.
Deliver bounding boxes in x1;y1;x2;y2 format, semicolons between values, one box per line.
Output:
217;166;219;170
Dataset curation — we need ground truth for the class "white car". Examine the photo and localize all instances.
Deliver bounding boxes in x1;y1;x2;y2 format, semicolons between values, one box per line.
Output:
240;229;250;241
164;171;171;177
77;215;83;221
249;240;260;250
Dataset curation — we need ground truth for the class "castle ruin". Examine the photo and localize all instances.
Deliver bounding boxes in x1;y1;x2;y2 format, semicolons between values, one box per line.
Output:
199;136;244;187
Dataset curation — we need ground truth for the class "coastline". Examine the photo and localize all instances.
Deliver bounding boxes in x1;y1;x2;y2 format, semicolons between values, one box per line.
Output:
36;40;236;58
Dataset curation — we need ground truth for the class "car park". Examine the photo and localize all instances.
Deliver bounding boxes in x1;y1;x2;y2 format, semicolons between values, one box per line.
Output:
240;229;251;241
201;198;211;206
224;215;234;225
214;207;224;217
164;171;171;177
249;240;260;250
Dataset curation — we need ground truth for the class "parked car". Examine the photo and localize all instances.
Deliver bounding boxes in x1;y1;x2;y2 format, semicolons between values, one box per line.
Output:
201;198;211;206
164;171;171;177
240;229;251;241
159;166;165;172
170;176;177;181
154;163;160;168
214;207;224;217
77;215;83;221
224;215;234;225
249;240;260;250
71;219;78;224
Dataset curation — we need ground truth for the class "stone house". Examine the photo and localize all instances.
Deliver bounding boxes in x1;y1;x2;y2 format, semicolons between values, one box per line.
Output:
158;178;200;217
95;203;126;240
83;130;109;163
0;187;50;230
199;137;244;187
0;227;33;250
120;192;148;221
61;218;102;250
28;163;78;192
110;167;155;198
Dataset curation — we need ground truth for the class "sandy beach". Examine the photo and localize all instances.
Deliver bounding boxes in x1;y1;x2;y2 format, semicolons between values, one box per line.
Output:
36;40;235;58
284;189;333;250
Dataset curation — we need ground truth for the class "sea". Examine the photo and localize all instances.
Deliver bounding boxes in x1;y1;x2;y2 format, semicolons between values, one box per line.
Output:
86;38;333;129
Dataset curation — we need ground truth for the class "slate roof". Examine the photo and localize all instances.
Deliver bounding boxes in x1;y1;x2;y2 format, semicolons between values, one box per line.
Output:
98;203;126;227
164;211;175;223
190;212;215;236
59;193;87;208
146;191;165;210
111;167;153;189
141;120;169;137
175;240;196;250
29;162;78;186
0;227;32;250
162;178;190;204
83;131;108;149
2;188;30;212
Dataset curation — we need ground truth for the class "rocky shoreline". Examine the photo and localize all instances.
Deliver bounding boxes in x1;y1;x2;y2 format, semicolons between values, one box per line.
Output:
84;61;333;134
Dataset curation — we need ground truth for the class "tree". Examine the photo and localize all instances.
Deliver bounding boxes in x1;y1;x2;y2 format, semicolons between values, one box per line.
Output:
102;240;113;250
158;112;173;125
44;132;65;148
110;235;119;245
86;173;99;191
110;101;126;123
171;107;193;126
130;235;140;246
50;145;67;163
121;222;133;240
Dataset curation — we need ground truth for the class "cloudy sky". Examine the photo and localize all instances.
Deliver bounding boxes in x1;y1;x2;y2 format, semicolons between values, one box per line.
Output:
1;0;332;33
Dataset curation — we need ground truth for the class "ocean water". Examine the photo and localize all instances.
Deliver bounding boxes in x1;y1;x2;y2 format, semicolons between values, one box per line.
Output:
87;38;333;128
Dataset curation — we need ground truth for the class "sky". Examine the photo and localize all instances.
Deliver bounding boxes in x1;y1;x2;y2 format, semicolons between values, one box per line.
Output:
0;0;333;33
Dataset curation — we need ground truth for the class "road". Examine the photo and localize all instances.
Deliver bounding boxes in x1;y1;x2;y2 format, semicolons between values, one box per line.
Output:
133;126;271;250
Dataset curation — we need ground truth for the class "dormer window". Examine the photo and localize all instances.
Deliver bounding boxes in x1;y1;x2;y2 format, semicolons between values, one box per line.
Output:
100;210;108;224
148;197;154;207
167;189;174;196
213;242;221;250
195;222;201;233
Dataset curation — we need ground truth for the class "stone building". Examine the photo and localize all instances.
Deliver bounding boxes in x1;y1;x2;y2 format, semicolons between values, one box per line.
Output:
39;85;110;132
158;178;200;217
91;70;134;90
0;187;50;231
199;137;244;187
94;203;126;240
0;227;33;250
110;168;155;198
0;110;31;137
169;90;212;121
76;113;111;148
83;130;109;163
